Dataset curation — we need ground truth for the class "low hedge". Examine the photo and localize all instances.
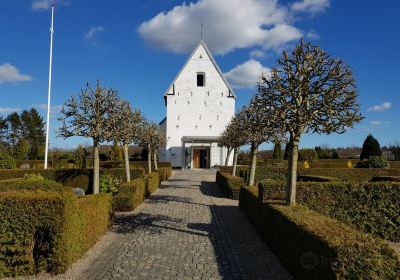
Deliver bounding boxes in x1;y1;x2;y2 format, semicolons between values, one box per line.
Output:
0;178;64;192
370;175;400;182
216;171;244;199
223;165;400;184
239;187;400;279
0;153;16;169
0;191;112;277
158;167;172;182
259;180;400;242
113;178;146;211
146;172;160;195
0;168;145;194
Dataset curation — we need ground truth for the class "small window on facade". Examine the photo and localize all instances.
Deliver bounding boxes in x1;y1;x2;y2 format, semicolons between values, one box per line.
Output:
187;100;190;105
207;91;210;96
221;92;224;97
197;73;205;87
178;115;180;120
204;101;207;106
217;115;219;120
199;115;202;120
220;101;223;106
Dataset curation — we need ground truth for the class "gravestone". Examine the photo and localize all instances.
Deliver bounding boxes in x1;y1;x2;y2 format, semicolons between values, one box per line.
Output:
73;188;85;196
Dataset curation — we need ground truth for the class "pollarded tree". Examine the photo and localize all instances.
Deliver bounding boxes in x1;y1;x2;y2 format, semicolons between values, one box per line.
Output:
138;120;161;174
217;130;234;166
150;126;166;172
108;100;143;182
220;113;247;176
360;134;382;160
258;39;363;206
236;96;285;186
58;81;120;194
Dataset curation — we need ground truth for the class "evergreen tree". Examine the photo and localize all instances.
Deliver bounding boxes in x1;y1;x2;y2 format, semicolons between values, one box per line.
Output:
273;142;283;160
6;112;22;155
360;134;382;160
0;117;7;151
331;150;340;159
14;139;29;160
109;141;123;161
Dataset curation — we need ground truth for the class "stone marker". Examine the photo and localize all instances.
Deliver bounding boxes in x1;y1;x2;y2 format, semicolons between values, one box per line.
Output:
73;188;85;196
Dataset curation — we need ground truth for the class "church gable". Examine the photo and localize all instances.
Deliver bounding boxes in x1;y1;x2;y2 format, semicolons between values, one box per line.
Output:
164;41;235;99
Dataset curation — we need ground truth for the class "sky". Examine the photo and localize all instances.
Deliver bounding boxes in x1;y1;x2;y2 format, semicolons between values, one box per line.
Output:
0;0;399;150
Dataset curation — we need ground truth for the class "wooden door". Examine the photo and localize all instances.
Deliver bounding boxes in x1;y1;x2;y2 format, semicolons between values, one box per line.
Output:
193;149;200;168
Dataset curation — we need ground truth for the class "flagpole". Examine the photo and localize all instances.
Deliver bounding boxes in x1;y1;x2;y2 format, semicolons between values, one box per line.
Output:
44;5;54;169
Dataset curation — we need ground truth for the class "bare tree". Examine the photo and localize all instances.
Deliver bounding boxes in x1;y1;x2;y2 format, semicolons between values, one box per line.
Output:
58;81;120;194
258;40;363;206
219;113;247;176
235;97;285;186
108;100;143;182
138;120;160;174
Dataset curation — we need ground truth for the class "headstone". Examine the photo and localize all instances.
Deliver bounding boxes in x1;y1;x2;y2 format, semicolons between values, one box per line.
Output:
20;163;30;169
73;188;85;196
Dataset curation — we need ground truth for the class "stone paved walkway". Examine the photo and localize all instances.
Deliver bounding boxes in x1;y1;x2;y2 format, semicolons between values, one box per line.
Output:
72;170;291;280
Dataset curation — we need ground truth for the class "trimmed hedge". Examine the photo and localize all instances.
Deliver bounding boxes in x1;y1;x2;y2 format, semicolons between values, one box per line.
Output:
222;165;400;184
158;167;172;182
113;178;146;211
370;175;400;182
0;191;112;277
259;180;400;242
146;172;160;195
216;171;244;199
0;168;145;194
239;187;400;279
0;153;16;169
0;178;64;192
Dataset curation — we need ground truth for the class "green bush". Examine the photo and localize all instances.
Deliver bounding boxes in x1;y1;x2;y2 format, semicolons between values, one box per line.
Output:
356;156;390;168
259;180;400;242
112;178;146;211
99;174;121;195
146;172;159;195
0;178;64;192
0;168;145;194
0;153;16;169
157;167;172;182
216;171;244;199
239;187;400;279
0;191;112;277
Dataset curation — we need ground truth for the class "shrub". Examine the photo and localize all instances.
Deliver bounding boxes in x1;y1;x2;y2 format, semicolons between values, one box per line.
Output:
259;180;400;242
0;153;16;169
112;178;146;211
355;156;390;168
157;167;172;182
239;187;400;280
146;172;159;195
99;174;121;195
23;173;45;180
0;168;145;194
216;171;244;199
0;191;112;277
298;148;318;161
0;178;64;192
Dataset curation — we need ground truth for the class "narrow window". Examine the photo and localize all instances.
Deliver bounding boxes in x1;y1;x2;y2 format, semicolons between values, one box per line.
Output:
217;115;219;120
197;73;205;87
178;115;180;121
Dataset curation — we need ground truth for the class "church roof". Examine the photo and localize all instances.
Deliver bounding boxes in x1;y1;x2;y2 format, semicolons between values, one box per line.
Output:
163;40;236;101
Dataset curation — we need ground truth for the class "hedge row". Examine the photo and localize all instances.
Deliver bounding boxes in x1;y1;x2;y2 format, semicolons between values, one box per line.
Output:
158;167;172;182
113;178;146;211
220;165;400;184
146;172;160;195
259;180;400;242
239;187;400;279
0;178;64;192
0;191;112;277
0;168;145;193
215;171;244;199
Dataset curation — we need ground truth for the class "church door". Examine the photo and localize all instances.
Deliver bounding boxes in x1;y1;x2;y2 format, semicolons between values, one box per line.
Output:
193;149;201;168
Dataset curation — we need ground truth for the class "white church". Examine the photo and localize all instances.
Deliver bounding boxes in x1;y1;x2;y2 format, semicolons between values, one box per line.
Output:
159;41;236;169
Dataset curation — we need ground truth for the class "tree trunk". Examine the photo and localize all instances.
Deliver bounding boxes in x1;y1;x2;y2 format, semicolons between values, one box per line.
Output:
287;134;300;206
147;145;152;174
248;144;258;186
225;147;233;166
153;151;158;171
123;144;130;182
232;147;238;176
93;143;100;194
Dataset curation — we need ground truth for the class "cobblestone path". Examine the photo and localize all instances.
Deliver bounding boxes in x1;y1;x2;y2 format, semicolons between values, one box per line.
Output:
79;170;291;280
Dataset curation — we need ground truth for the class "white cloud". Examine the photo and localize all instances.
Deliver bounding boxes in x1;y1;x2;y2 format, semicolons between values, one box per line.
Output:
369;121;382;126
305;29;320;40
31;0;70;11
138;0;302;55
85;26;104;40
291;0;330;15
0;63;32;84
367;102;391;112
224;59;270;88
0;107;21;114
249;49;264;58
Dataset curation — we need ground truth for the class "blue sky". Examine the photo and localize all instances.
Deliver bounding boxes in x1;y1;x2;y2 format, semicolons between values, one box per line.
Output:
0;0;399;150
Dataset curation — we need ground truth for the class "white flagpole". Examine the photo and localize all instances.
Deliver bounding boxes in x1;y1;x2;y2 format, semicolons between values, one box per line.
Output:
44;5;55;169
